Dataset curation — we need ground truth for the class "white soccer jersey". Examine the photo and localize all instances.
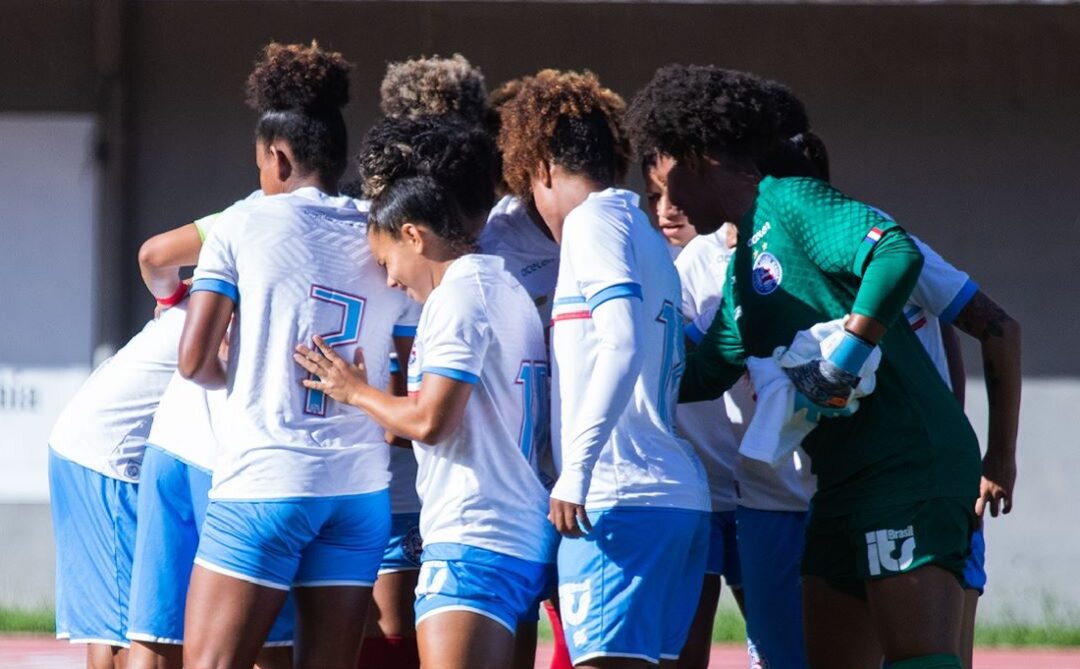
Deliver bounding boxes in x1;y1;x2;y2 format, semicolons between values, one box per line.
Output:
479;195;561;327
406;254;556;564
146;369;224;473
674;230;741;511
49;308;185;482
550;189;709;512
906;236;978;385
192;187;420;499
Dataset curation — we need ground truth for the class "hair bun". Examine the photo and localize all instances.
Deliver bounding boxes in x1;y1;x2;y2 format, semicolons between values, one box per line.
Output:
245;41;351;114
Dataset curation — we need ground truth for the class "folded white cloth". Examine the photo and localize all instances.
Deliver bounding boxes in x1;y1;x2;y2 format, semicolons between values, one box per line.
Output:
739;319;882;466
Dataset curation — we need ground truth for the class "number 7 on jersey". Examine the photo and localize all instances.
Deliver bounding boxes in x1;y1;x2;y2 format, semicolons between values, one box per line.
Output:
304;285;367;416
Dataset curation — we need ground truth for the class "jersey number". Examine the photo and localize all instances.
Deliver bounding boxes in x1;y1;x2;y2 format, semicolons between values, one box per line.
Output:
304;285;367;416
515;360;550;463
655;300;685;430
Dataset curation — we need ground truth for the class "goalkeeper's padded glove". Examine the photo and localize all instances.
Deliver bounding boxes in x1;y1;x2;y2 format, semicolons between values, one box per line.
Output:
785;330;874;409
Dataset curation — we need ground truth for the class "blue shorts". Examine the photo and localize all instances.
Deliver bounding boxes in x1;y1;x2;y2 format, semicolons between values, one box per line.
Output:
196;489;390;590
127;446;294;646
49;449;137;647
736;506;810;669
379;512;423;574
706;510;742;585
414;543;551;633
557;507;709;665
963;525;987;595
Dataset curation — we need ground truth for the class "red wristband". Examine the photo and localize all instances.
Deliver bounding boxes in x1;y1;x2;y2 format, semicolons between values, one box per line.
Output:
156;282;189;307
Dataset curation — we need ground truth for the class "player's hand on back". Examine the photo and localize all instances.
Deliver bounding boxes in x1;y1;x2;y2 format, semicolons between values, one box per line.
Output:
294;335;369;407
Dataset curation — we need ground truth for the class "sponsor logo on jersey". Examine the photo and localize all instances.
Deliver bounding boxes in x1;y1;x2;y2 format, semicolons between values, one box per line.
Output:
865;525;916;576
751;252;783;295
747;221;771;247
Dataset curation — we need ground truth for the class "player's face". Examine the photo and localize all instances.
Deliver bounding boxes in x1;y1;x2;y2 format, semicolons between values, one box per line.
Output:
530;165;564;243
368;226;433;303
647;156;697;248
665;156;726;235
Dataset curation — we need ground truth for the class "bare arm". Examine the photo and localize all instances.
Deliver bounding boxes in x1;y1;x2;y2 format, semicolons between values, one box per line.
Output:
953;290;1022;517
941;323;967;405
295;336;473;444
139;223;203;299
178;290;235;389
386;335;415;448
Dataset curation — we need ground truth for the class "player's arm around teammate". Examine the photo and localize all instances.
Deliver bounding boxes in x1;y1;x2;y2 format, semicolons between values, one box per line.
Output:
296;176;556;669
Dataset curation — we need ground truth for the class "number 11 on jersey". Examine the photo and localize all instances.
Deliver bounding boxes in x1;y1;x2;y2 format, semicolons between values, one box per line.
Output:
516;360;550;462
304;285;367;416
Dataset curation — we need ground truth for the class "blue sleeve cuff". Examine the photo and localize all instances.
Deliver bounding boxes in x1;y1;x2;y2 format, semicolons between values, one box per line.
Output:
939;279;979;325
685;322;705;345
422;366;480;385
393;324;418;337
190;278;239;303
389;357;401;374
587;282;643;312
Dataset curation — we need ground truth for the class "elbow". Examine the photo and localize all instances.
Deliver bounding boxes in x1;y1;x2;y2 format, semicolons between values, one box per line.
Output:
414;419;447;445
1002;317;1022;344
177;336;205;381
138;237;167;272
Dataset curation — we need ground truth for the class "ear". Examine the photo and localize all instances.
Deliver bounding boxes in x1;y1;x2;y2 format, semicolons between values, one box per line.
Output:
271;143;293;183
535;159;553;189
400;222;424;252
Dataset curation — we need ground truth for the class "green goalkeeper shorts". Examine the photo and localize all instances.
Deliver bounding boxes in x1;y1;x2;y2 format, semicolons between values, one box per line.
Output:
802;496;975;599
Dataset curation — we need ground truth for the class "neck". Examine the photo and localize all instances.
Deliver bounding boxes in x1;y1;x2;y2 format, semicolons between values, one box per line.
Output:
285;172;337;195
549;170;610;242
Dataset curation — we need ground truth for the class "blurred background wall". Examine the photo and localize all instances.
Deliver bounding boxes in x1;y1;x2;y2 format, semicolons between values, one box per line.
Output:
1;0;1077;623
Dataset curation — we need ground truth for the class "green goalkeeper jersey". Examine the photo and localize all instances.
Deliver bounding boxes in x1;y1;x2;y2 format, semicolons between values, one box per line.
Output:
681;176;980;516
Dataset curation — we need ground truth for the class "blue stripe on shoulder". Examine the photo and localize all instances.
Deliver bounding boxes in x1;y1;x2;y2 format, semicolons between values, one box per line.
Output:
940;279;979;324
190;278;239;303
422;366;480;385
587;282;643;312
684;322;705;345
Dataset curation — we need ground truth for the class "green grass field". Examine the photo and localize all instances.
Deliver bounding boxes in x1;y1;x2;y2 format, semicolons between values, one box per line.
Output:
4;606;1078;647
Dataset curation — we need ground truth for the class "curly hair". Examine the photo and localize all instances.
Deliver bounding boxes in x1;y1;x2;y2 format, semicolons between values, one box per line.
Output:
626;64;775;165
245;41;352;181
379;54;488;125
498;69;631;200
755;77;830;180
356;116;497;228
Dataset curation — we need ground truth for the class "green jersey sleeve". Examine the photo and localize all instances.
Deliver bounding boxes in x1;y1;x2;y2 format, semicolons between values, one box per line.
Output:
774;178;924;326
679;265;746;403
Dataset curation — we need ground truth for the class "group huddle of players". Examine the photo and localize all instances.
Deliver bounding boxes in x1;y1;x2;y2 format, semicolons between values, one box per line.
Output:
48;41;1021;669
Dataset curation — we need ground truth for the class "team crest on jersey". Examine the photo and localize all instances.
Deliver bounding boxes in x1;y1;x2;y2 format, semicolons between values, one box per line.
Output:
403;525;423;568
751;252;783;295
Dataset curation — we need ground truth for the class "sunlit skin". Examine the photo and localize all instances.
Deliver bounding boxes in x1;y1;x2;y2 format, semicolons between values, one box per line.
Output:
645;154;698;248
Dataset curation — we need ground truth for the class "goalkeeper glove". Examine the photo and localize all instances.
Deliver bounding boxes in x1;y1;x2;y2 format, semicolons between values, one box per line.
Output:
786;330;874;409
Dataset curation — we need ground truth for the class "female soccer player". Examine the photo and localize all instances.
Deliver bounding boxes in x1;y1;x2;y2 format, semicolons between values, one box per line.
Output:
628;64;982;669
178;42;418;669
353;114;499;669
642;152;748;669
293;175;556;669
499;69;711;669
126;199;296;669
48;310;181;669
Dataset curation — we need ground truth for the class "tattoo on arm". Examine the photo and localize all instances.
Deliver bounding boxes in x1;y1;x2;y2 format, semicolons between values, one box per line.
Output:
954;291;1014;343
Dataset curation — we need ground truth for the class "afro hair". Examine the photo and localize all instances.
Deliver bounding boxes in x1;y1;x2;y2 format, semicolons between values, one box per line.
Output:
245;41;351;114
497;69;631;200
379;54;488;125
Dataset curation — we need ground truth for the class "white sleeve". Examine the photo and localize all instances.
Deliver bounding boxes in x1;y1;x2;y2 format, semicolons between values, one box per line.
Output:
191;211;242;303
550;295;645;505
417;288;490;384
193;191;262;242
909;236;979;324
675;237;728;345
562;206;642;306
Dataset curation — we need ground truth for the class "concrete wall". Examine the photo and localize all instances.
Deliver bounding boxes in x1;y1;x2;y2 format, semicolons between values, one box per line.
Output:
3;1;1078;623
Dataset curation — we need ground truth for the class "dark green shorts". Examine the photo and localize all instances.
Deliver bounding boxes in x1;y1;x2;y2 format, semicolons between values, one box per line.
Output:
801;497;975;599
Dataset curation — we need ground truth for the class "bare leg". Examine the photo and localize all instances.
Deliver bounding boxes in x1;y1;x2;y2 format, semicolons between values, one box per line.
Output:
87;644;127;669
293;585;372;669
803;575;883;669
677;574;721;669
578;659;652;669
255;646;294;669
867;565;963;662
512;621;538;669
416;611;514;669
364;570;418;638
183;565;288;669
959;589;978;669
126;641;183;669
